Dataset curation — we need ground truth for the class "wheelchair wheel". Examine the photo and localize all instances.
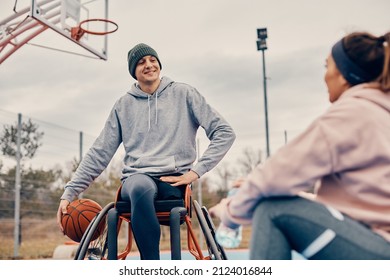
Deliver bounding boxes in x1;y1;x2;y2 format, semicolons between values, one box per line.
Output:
193;200;226;260
200;205;228;260
74;202;114;260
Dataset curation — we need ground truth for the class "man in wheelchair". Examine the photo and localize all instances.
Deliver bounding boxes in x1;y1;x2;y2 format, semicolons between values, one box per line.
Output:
56;43;236;260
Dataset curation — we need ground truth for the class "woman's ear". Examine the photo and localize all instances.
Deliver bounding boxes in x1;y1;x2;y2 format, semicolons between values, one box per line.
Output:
337;72;351;92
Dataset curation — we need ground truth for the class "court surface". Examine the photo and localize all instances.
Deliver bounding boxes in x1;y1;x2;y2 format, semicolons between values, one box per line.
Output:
125;249;305;260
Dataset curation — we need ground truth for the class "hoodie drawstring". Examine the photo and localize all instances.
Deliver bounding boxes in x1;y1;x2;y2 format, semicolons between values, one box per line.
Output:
155;92;158;125
147;93;158;131
147;95;151;131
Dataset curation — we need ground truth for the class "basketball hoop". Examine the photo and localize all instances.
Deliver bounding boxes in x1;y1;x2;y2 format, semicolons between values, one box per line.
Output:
71;18;118;41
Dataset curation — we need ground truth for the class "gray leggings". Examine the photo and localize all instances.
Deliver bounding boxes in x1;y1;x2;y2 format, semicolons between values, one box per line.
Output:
250;196;390;260
120;173;183;260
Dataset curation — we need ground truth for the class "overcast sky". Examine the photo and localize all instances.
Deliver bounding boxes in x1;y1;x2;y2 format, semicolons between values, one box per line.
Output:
1;0;389;181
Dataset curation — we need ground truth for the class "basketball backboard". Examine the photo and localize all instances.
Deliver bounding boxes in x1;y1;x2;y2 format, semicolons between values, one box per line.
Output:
30;0;111;60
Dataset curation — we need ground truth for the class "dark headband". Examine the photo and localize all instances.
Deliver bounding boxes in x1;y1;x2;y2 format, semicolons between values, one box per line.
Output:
331;39;372;85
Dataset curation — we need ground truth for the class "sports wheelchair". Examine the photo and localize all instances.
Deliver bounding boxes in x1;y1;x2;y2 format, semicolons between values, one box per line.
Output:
74;184;227;260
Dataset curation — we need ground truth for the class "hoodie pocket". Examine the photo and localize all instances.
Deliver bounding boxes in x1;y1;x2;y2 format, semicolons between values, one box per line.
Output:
133;155;177;173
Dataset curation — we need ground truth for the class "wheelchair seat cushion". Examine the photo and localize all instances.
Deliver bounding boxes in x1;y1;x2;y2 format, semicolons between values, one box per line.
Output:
115;199;185;214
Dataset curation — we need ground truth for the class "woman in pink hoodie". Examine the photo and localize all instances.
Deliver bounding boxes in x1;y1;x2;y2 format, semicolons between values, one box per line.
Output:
213;31;390;259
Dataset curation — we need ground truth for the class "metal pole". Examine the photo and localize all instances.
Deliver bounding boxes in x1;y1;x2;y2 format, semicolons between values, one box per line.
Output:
79;131;83;163
262;50;270;158
104;0;109;56
284;130;288;145
78;131;83;199
196;138;203;249
13;113;22;258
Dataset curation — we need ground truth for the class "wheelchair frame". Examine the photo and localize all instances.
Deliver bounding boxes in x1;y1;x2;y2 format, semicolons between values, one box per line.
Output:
73;184;227;260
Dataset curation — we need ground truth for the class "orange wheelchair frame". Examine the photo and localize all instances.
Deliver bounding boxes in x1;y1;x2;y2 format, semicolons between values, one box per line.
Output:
74;184;227;260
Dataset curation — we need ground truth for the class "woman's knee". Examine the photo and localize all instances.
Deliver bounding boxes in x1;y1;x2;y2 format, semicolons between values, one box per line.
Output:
253;197;284;218
253;196;308;224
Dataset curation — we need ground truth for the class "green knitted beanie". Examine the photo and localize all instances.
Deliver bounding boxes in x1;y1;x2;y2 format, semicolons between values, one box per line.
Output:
127;43;162;80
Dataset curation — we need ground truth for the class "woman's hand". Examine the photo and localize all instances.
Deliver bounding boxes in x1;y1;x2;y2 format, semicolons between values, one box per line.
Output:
56;199;70;233
208;198;229;219
160;170;199;186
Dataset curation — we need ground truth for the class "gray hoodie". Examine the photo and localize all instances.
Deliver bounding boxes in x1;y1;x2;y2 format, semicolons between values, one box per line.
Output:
61;77;235;202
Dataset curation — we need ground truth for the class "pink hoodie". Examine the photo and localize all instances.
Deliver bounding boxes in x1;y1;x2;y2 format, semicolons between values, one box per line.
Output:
222;84;390;242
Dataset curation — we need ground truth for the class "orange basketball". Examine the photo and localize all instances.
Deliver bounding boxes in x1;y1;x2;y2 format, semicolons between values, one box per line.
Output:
61;199;103;243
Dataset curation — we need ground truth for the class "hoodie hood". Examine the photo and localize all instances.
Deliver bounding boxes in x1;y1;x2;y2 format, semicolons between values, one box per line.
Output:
341;84;390;113
127;76;175;131
128;76;174;98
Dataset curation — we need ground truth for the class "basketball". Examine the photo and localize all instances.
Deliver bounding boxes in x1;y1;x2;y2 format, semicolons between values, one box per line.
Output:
61;198;104;243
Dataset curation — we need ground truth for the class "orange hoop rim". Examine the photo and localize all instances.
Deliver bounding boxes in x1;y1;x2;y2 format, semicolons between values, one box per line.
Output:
78;18;119;36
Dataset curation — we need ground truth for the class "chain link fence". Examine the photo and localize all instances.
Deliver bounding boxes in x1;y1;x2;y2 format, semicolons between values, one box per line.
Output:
0;109;106;259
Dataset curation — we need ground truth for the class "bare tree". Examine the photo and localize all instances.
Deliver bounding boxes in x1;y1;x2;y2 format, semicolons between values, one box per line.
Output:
0;118;44;160
210;162;239;201
236;147;262;176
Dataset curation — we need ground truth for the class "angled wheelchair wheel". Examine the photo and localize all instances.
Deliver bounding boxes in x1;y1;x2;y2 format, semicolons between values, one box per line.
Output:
200;205;228;260
193;200;227;260
74;202;114;260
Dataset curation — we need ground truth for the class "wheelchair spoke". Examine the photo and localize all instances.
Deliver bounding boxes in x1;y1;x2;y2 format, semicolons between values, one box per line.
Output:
75;202;114;260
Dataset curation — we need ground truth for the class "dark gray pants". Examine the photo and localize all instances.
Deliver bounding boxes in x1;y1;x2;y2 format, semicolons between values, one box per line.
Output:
120;173;183;260
250;196;390;260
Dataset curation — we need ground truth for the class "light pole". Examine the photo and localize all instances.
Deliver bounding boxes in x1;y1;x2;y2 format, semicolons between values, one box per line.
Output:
256;28;270;158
